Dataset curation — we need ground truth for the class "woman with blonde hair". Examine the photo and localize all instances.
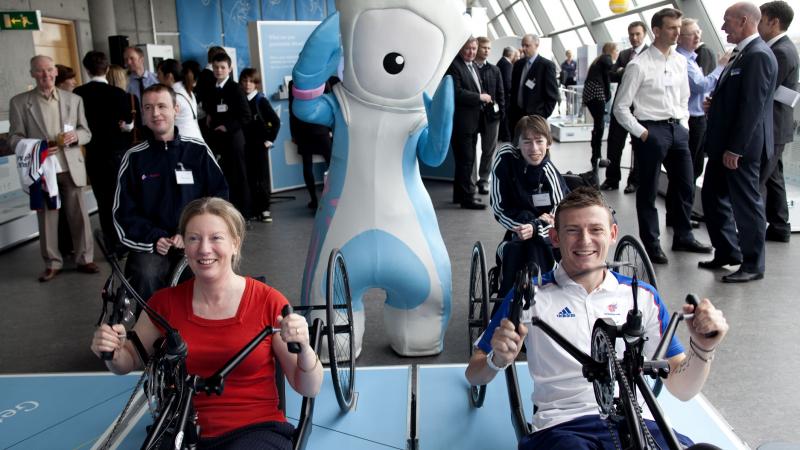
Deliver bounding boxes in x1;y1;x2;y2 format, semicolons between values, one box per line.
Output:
91;197;322;449
108;64;142;145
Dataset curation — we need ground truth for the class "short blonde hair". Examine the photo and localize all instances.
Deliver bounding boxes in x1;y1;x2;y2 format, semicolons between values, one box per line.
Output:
179;197;246;271
107;64;128;90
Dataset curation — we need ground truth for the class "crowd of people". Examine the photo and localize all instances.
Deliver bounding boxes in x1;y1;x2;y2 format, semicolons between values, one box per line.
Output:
6;0;797;447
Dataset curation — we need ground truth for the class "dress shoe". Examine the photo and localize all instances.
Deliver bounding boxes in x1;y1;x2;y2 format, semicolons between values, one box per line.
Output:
698;256;742;269
765;227;790;243
624;184;637;194
77;262;100;274
722;269;764;283
672;238;712;254
598;158;610;168
600;180;618;191
646;246;668;264
38;268;60;282
460;199;487;210
478;182;490;195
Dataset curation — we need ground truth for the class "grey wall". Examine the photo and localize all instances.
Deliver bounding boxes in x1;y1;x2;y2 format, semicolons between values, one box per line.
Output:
0;0;178;121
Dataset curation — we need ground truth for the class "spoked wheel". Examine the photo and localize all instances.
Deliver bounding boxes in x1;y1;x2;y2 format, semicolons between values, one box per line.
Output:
168;255;193;287
325;248;356;411
591;325;616;417
613;235;663;396
613;235;658;291
468;242;490;408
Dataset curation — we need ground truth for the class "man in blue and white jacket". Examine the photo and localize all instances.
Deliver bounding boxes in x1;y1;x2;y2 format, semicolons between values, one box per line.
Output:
114;84;228;302
467;187;729;449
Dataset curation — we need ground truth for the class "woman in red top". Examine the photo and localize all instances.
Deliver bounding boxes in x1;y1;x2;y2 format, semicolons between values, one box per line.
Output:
91;197;322;449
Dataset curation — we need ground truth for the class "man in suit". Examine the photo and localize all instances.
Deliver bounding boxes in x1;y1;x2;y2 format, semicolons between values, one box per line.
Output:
447;37;493;210
74;51;132;255
508;34;559;132
601;21;648;192
123;47;158;111
614;8;712;265
758;0;797;243
496;47;515;143
475;36;505;195
206;51;253;217
9;55;97;281
701;2;778;282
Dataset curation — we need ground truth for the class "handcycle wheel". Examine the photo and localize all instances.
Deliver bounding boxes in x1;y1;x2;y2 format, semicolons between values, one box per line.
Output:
325;248;356;411
168;255;193;287
468;242;490;408
613;235;658;290
613;235;663;396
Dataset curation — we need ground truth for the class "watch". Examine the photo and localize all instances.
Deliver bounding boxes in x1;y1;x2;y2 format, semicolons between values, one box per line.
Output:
486;350;511;371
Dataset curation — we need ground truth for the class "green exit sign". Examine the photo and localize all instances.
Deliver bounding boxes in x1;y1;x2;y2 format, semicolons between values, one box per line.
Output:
1;11;41;30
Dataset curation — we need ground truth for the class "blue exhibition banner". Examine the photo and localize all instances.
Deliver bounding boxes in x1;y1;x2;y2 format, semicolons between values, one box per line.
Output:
249;21;323;192
222;0;259;71
176;0;223;64
262;0;295;20
295;0;325;20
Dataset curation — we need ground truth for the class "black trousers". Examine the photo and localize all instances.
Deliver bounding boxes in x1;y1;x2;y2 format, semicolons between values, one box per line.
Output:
702;154;765;273
586;99;606;167
245;141;272;216
124;250;184;304
301;151;331;206
498;237;556;297
760;143;790;234
688;115;707;180
212;129;251;218
632;121;695;250
86;153;124;254
451;129;479;203
605;113;639;186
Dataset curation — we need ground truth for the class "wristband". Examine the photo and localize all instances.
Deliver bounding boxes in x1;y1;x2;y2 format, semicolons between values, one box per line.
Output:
292;83;325;100
689;338;715;363
486;350;511;371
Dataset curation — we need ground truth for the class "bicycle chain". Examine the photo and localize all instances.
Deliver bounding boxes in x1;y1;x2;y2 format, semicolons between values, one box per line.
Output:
98;355;155;450
596;328;660;450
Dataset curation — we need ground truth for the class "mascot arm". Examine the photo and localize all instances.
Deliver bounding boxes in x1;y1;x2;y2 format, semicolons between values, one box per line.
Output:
417;76;454;167
292;12;341;126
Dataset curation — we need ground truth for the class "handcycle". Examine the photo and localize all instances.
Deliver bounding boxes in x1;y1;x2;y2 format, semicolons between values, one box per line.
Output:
93;233;356;450
467;234;660;409
469;253;718;449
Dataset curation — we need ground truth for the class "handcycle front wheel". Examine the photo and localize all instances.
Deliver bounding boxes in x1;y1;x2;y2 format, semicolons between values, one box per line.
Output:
612;234;663;397
468;241;490;408
168;255;192;287
325;248;356;411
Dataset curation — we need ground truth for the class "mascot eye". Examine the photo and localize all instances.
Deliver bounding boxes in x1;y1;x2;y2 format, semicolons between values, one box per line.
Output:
383;52;405;75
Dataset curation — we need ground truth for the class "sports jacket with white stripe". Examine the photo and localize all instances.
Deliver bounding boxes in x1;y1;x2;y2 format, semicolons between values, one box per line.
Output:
113;128;229;253
490;143;569;243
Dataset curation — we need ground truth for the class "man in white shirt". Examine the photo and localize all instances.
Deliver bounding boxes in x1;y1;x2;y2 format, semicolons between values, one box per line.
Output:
614;8;712;265
466;186;729;449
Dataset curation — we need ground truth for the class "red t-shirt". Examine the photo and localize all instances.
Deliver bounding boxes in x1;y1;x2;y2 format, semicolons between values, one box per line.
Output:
149;277;288;437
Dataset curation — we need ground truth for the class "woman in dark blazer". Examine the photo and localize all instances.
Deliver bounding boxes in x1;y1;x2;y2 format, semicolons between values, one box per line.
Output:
582;42;618;169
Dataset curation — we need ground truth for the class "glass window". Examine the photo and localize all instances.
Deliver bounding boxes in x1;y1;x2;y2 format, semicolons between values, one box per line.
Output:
705;0;800;44
555;30;582;57
494;15;513;37
562;0;584;26
520;0;542;35
577;27;596;46
487;22;498;40
544;1;572;30
486;0;502;17
512;2;536;35
603;14;638;45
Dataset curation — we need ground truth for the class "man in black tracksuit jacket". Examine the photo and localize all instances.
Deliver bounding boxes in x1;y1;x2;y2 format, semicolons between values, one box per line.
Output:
114;84;228;302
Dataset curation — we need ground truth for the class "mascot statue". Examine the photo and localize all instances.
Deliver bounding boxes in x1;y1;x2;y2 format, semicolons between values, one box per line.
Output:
292;0;470;356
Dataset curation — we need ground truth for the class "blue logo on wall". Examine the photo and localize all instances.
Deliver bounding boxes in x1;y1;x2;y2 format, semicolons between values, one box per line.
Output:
557;307;576;318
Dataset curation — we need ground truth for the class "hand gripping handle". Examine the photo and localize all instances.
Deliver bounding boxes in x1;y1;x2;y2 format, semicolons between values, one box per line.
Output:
282;304;302;354
685;294;719;338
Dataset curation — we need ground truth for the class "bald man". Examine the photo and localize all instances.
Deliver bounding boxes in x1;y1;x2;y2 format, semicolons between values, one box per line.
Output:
701;2;778;282
9;55;96;281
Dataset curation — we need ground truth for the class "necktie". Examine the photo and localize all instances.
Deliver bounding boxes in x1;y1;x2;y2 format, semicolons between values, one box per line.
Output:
468;63;482;92
518;58;533;108
137;77;145;99
720;47;740;80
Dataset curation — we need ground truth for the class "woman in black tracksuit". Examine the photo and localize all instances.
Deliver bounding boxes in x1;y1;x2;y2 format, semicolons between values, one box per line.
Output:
582;42;618;169
491;115;570;297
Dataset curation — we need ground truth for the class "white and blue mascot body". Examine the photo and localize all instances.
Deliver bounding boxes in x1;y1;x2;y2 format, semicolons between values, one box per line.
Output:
292;0;470;356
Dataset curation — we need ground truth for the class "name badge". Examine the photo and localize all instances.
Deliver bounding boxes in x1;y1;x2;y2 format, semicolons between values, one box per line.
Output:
532;193;551;207
731;68;742;76
493;103;500;113
663;72;674;87
217;103;228;113
525;79;536;89
176;169;194;185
